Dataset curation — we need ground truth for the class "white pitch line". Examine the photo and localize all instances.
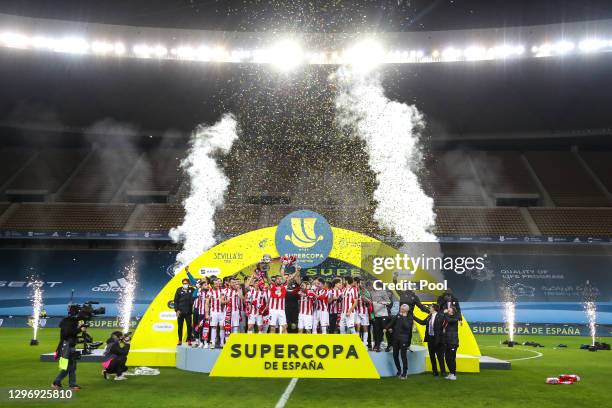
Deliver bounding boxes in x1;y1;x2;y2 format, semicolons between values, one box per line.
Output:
481;345;543;361
275;378;299;408
506;348;543;361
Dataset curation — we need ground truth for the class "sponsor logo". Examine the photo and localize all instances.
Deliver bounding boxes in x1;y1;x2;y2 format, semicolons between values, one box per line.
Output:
159;311;176;320
200;267;220;276
213;252;243;260
285;217;323;248
91;278;128;292
0;281;62;288
153;322;174;332
275;210;333;268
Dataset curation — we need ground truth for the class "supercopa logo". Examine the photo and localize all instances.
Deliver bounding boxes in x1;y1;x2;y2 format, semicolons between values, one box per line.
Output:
275;210;333;268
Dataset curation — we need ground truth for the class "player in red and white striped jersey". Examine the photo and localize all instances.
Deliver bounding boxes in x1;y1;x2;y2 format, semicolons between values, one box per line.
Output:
327;279;342;334
340;276;359;334
312;277;330;334
296;280;316;333
245;275;269;333
192;280;208;347
205;278;227;348
268;266;300;334
223;278;244;334
354;277;372;347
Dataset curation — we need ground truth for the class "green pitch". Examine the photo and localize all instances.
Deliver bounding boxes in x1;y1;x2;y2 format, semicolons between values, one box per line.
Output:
1;327;610;408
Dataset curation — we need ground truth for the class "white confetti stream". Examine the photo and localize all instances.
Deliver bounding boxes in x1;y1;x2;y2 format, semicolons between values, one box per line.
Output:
334;67;436;242
170;114;239;269
117;258;138;334
30;280;43;341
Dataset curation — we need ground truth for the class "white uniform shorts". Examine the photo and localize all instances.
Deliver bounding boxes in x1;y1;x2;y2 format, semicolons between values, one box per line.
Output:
269;309;287;326
247;314;264;326
210;311;225;326
313;310;329;327
298;313;313;330
339;312;355;328
356;312;370;326
231;310;241;327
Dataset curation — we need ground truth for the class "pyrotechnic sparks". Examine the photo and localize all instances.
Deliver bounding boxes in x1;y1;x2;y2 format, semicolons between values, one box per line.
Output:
582;280;598;347
334;67;436;242
503;300;516;342
30;279;43;343
170;114;239;269
117;259;138;334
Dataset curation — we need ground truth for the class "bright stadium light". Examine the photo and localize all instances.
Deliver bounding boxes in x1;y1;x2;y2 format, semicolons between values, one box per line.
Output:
1;32;29;48
343;39;385;72
557;40;575;53
53;37;89;54
442;47;461;61
464;46;487;61
578;38;607;52
256;39;304;71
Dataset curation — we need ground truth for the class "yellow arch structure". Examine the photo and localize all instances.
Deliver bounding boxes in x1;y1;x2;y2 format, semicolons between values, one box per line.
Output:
129;226;481;371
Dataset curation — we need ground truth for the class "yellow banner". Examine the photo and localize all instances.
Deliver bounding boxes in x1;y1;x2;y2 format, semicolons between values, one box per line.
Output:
210;334;380;379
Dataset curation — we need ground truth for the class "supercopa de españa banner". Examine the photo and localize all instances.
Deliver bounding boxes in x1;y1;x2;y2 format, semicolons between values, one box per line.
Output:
210;334;380;378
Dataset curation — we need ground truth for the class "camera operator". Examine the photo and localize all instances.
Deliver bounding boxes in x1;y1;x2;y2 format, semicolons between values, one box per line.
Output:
52;315;84;390
102;331;131;380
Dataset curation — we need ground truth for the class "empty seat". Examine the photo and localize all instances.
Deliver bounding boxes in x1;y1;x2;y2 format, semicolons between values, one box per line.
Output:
421;151;486;206
1;203;134;231
58;148;139;202
529;208;612;236
129;204;185;232
525;151;610;206
124;149;185;195
579;151;612;195
434;207;530;235
6;148;88;193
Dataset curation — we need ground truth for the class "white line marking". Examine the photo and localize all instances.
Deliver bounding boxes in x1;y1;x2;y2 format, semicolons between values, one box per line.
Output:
275;378;299;408
506;349;543;361
481;345;543;361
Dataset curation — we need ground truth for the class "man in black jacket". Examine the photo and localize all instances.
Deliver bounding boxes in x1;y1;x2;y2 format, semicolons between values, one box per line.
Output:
174;278;196;346
385;304;416;379
443;307;460;380
413;304;447;377
102;331;131;380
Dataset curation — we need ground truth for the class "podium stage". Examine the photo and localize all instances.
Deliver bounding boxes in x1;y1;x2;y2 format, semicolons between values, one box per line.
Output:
176;345;428;377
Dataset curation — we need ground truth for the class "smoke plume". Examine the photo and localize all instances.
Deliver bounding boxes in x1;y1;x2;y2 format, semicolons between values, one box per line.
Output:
170;114;239;269
334;68;436;242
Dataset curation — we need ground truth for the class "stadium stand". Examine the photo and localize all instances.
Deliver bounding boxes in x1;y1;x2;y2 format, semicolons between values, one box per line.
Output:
128;204;185;232
525;151;611;207
5;148;88;195
58;148;140;202
528;208;612;236
1;203;134;231
0;143;609;238
0;148;34;188
123;148;185;201
214;204;262;235
434;207;531;235
421;151;487;206
470;151;540;204
578;151;612;196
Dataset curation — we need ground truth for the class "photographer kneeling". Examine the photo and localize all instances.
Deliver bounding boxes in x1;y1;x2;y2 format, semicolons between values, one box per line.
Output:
102;331;131;381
